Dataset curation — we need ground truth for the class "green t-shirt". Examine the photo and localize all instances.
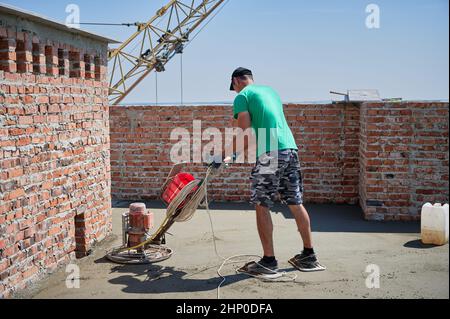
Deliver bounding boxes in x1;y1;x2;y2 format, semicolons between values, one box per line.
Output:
233;84;298;158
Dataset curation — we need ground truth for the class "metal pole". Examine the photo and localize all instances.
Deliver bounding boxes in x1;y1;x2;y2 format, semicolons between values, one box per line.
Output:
156;72;159;106
180;53;184;106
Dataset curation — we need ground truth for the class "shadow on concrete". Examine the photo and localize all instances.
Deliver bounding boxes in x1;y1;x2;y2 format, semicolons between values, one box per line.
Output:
95;255;294;295
113;200;420;234
403;239;440;249
95;255;301;295
275;203;421;234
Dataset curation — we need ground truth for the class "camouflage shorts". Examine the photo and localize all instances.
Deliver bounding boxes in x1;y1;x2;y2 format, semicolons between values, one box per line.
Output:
250;149;304;208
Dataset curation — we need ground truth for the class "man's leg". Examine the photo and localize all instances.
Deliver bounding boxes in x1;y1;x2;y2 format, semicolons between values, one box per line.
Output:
288;203;326;272
281;150;326;271
237;153;280;278
256;204;275;257
279;151;313;250
288;204;313;249
237;203;279;277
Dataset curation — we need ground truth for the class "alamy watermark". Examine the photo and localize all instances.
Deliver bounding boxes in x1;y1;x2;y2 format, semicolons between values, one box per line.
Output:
366;4;381;29
65;4;80;29
65;264;80;289
365;264;381;289
170;120;282;170
169;120;287;174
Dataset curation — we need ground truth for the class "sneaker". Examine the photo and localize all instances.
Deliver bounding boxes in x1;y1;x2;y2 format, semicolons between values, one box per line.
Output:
237;259;282;280
289;252;326;272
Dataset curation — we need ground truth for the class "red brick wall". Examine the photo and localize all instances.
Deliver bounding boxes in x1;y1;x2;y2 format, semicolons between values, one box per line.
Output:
287;103;361;204
110;105;252;201
0;29;111;298
110;102;449;222
109;103;361;204
360;102;449;221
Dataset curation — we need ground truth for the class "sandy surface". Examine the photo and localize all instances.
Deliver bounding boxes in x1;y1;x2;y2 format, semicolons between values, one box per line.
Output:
17;202;449;299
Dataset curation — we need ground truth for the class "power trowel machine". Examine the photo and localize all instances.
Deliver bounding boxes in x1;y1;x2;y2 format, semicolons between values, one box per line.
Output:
106;161;223;264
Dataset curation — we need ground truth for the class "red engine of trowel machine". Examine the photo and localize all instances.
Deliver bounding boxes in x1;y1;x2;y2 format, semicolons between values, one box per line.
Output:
122;203;154;250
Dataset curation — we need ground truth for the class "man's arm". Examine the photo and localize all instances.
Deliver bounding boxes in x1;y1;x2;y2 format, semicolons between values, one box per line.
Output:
223;111;252;162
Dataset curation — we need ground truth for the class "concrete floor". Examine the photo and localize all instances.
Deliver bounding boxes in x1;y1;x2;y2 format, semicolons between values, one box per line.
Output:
19;202;449;299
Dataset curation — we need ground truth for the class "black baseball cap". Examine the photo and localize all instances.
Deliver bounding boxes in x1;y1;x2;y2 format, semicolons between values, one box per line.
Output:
230;67;253;91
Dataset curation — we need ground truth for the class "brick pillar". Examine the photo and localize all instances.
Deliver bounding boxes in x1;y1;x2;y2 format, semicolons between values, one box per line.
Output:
16;32;33;74
32;39;46;75
95;56;107;81
359;102;415;221
409;103;449;210
69;51;85;78
342;103;361;203
0;29;17;73
45;46;59;76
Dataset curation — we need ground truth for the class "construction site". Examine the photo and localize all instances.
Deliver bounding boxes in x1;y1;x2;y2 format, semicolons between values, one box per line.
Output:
0;1;449;301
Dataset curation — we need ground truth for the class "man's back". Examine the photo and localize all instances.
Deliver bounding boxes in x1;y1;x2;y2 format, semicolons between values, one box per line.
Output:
233;84;298;157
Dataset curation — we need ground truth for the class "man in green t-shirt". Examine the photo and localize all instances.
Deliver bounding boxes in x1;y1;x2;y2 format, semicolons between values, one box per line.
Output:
221;67;325;279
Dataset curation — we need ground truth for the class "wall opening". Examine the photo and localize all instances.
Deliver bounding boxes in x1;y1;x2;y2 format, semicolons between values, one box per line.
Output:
32;43;41;74
69;51;81;78
58;48;66;76
74;214;89;258
45;46;53;76
84;54;93;79
15;39;26;73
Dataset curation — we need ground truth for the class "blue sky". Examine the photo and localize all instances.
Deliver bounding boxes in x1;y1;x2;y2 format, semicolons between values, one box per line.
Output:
2;0;449;104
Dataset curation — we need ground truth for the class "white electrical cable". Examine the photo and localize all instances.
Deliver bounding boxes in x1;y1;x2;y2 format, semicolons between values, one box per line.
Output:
203;169;298;300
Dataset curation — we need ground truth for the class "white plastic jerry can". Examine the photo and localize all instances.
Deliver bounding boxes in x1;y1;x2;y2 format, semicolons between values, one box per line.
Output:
421;203;449;246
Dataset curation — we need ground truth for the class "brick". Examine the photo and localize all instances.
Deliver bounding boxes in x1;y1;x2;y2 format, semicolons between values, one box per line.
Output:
22;95;34;104
6;188;25;200
7;167;23;178
48;104;60;113
24;227;35;239
16;137;31;146
0;239;6;250
8;128;25;136
18;116;33;125
36;96;49;104
41;181;53;190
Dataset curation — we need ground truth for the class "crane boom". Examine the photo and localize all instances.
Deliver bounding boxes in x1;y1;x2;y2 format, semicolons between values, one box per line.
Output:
108;0;226;105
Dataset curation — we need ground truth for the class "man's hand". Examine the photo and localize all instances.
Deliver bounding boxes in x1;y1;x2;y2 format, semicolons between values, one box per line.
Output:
223;155;233;164
206;154;235;169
